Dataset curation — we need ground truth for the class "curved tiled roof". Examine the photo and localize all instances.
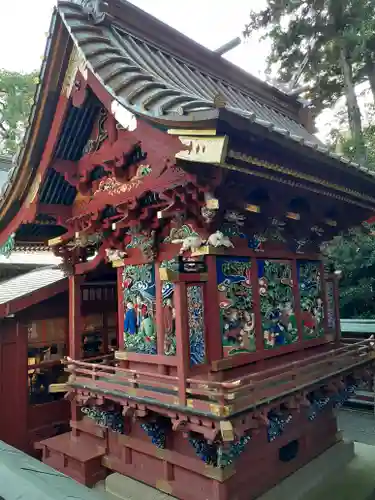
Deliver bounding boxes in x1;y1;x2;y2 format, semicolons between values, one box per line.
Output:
57;0;374;177
0;0;374;234
59;1;319;143
0;266;66;305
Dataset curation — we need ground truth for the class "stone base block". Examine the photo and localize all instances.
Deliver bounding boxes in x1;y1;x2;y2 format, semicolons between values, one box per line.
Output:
259;440;355;500
104;473;178;500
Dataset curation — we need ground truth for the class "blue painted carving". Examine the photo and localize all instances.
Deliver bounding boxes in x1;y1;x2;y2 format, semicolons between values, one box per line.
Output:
189;433;251;468
187;285;206;365
307;382;357;420
141;419;168;448
82;406;125;434
258;260;297;349
267;410;292;442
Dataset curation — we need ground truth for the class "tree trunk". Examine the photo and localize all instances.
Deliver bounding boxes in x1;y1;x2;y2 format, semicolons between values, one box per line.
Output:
339;44;366;164
365;54;375;104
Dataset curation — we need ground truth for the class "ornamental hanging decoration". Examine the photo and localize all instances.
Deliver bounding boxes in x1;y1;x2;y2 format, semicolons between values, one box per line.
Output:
0;233;15;258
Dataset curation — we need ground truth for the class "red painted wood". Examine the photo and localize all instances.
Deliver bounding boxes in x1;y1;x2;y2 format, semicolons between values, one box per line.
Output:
0;321;28;450
117;267;125;351
333;276;342;346
292;258;303;346
252;257;264;355
174;282;190;405
204;256;223;362
69;275;83;360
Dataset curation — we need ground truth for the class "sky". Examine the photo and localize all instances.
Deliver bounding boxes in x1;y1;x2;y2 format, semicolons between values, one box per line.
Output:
0;0;269;76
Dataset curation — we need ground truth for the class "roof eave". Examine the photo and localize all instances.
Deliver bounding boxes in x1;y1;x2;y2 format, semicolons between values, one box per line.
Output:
217;107;375;184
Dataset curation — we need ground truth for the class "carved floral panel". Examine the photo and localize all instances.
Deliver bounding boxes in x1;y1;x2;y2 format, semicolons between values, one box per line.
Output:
298;260;325;339
326;280;336;330
216;257;256;357
187;284;206;365
122;264;157;354
258;260;298;349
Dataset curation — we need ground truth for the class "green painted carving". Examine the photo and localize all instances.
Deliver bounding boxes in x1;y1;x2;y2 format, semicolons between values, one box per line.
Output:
258;260;298;349
217;257;256;356
122;264;157;354
0;233;15;257
298;260;325;339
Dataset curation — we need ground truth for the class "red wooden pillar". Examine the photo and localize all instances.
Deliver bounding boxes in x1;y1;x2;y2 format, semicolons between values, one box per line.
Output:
174;282;190;405
292;258;303;347
252;257;264;354
155;262;167;374
117;267;125;351
333;275;341;345
320;260;329;338
204;256;222;363
68;274;83;360
69;274;83;432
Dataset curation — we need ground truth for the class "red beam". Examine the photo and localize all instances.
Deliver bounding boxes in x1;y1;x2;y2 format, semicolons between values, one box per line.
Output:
51;159;78;185
37;203;72;220
75;245;106;275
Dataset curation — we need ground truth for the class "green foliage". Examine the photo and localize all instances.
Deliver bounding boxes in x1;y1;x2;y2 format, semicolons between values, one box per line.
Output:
325;226;375;318
244;0;375;163
333;125;375;168
0;69;38;155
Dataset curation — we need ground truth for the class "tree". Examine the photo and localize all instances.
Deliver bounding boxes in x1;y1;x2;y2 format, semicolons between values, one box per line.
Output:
329;99;375;167
0;69;38;156
244;0;375;163
325;225;375;318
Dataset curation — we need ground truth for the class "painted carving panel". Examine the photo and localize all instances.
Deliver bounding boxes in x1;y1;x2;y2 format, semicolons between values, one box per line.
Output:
187;284;206;365
161;259;177;356
257;260;298;349
122;264;157;354
326;280;336;330
298;260;324;339
216;257;256;356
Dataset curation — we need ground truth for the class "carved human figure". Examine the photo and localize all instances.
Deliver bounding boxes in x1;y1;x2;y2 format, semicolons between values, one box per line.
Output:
239;311;256;351
124;302;137;335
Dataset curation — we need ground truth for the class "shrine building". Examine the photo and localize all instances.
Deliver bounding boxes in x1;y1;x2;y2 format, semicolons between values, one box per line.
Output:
0;1;374;499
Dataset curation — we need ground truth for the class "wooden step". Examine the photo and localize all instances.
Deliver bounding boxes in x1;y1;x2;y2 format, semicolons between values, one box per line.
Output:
39;432;107;486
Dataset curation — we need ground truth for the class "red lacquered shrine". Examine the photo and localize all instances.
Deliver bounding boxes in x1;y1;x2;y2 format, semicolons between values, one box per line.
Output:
1;1;375;498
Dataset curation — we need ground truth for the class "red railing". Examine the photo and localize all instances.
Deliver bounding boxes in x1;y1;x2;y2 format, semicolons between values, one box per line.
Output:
65;340;374;416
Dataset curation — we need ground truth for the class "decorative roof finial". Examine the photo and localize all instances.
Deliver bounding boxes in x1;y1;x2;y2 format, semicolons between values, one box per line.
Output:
80;0;107;24
213;93;227;109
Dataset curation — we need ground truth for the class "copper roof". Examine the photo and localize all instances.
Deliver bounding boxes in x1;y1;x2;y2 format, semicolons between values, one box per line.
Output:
0;0;373;232
0;267;66;305
54;0;373;175
58;1;320;144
